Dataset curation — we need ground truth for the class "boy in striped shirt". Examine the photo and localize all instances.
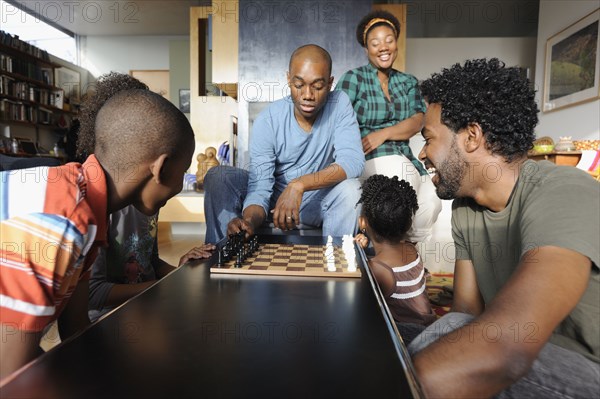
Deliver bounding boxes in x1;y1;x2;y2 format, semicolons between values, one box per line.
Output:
0;89;195;380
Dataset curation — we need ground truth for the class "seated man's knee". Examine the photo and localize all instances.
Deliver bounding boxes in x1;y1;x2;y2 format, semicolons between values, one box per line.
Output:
203;166;224;191
325;179;362;223
204;166;246;192
336;178;362;206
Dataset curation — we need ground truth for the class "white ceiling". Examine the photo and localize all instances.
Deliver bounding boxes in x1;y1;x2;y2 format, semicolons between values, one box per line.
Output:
6;0;209;36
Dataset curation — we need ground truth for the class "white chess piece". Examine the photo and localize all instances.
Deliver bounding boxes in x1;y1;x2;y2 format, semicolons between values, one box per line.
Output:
342;235;357;272
325;235;335;271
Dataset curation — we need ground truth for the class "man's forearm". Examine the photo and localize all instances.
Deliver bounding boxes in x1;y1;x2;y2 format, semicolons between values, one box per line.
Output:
292;163;347;192
413;320;525;398
242;205;267;230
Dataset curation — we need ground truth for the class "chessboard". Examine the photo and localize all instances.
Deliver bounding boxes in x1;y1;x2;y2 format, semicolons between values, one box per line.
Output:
210;242;362;278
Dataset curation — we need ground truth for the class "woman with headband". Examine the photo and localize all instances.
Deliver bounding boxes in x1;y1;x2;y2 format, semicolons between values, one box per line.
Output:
336;10;441;243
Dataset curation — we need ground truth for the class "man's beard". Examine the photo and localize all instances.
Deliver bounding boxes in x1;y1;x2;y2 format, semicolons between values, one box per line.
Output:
435;139;468;200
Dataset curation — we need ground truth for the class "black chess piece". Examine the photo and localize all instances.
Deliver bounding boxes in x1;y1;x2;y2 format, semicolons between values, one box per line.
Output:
217;248;224;267
235;250;243;268
243;243;249;260
222;245;230;261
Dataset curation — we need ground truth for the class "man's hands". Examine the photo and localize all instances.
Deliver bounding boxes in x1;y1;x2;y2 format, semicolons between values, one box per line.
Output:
227;217;256;239
226;205;267;239
226;180;302;235
237;165;344;234
272;180;304;231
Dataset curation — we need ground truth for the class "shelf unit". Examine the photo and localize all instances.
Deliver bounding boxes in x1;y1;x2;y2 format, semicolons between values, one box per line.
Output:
0;32;77;160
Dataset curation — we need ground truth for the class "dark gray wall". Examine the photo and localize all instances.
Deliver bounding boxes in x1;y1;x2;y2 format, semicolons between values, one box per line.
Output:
239;0;371;101
390;0;539;38
236;0;372;166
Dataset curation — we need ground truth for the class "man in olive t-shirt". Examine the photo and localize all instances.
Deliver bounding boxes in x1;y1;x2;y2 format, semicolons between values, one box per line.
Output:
451;160;599;363
408;58;599;398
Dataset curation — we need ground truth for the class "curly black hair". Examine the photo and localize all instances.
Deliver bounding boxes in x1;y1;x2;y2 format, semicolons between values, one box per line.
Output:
420;58;539;162
356;10;400;47
76;72;148;158
358;175;418;243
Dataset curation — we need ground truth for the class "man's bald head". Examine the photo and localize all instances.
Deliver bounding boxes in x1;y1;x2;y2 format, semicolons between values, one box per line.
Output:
95;89;194;164
289;44;332;77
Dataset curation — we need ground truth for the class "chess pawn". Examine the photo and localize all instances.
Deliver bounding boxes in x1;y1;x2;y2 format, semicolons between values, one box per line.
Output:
217;249;224;267
235;251;243;268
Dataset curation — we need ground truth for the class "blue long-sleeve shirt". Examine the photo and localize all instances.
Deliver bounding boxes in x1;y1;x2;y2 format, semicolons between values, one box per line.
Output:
244;90;364;215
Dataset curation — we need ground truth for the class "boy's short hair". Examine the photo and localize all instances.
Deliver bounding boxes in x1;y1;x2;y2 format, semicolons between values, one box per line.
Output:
94;89;194;164
77;72;149;158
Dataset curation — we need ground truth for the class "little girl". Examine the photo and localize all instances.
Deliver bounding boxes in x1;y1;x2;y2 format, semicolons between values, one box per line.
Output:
356;175;436;328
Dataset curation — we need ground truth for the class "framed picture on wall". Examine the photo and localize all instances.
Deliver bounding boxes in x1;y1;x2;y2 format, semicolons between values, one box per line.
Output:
543;8;600;113
179;89;190;113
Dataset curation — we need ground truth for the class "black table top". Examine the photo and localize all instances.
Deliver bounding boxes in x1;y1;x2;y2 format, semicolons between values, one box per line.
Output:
1;235;423;398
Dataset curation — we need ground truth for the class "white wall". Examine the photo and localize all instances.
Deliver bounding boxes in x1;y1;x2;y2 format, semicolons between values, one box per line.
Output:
169;39;191;118
534;0;600;141
406;37;538;80
80;35;188;77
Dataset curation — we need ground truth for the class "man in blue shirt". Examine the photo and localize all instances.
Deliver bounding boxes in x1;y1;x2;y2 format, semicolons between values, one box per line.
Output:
204;44;364;242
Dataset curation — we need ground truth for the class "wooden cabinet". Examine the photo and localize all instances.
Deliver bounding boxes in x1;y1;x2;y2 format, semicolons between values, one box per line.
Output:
528;151;582;166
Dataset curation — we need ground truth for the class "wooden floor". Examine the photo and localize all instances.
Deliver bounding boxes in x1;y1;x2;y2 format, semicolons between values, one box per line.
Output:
157;222;207;265
158;233;206;266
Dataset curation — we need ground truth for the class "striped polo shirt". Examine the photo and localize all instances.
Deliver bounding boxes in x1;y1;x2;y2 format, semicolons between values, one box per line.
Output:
0;155;108;332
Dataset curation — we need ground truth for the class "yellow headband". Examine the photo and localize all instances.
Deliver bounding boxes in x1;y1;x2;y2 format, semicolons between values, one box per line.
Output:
363;18;397;46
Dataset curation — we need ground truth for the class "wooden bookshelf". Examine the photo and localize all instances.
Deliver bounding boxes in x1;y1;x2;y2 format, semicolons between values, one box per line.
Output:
0;32;73;131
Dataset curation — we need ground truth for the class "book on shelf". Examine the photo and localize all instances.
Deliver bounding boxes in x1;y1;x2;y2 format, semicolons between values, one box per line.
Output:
40;67;53;85
0;74;15;95
0;98;35;123
0;30;73;128
53;89;64;109
0;53;13;72
0;30;50;61
37;107;53;125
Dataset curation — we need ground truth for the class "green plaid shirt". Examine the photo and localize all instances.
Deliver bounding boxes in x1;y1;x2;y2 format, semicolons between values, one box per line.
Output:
336;63;427;175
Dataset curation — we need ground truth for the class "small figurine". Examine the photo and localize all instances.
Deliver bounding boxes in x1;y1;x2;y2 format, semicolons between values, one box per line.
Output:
196;146;220;189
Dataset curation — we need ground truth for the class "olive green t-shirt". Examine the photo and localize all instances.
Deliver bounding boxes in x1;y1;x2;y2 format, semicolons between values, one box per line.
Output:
452;160;599;362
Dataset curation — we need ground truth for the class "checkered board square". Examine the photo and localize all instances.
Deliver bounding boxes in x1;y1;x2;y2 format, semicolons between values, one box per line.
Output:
210;243;361;278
